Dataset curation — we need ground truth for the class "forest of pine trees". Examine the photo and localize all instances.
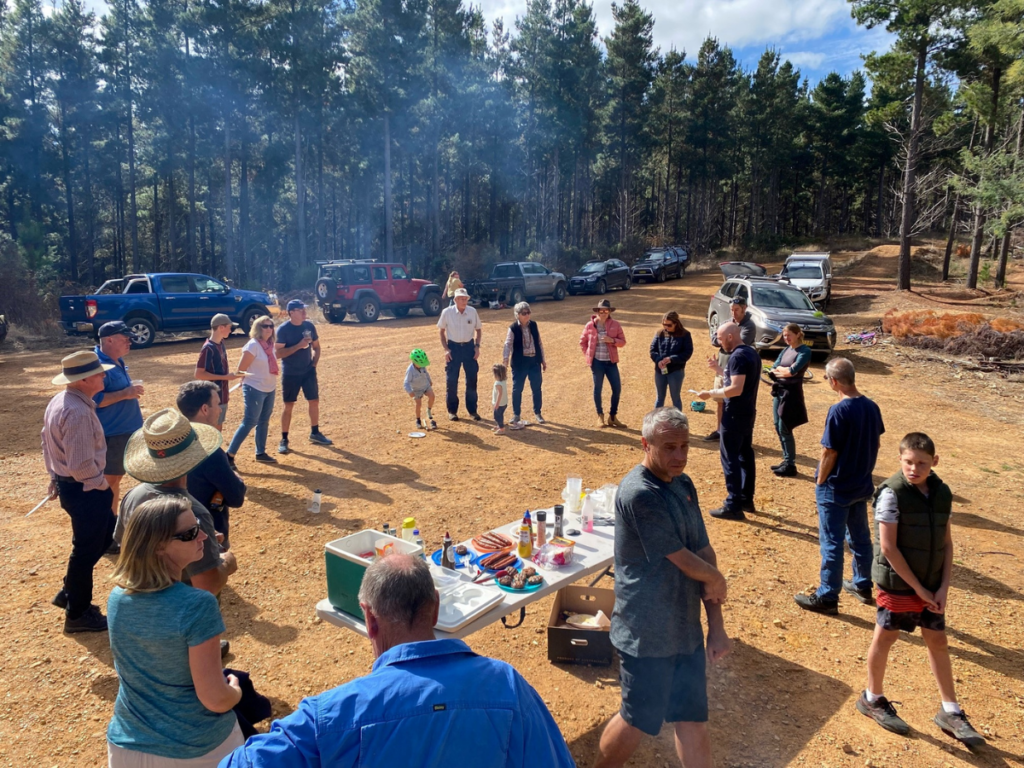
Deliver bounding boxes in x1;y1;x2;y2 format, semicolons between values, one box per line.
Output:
0;0;1021;317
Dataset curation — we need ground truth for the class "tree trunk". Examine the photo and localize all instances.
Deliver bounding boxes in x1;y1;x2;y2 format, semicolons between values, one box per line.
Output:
186;37;197;271
967;66;1002;290
167;163;177;268
223;117;234;280
123;1;140;273
58;102;78;282
295;115;306;265
994;106;1023;288
153;174;161;270
383;112;394;260
317;109;325;262
83;128;96;285
240;129;249;283
897;43;928;291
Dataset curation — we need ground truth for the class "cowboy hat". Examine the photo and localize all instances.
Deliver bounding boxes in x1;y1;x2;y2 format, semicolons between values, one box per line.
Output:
52;350;116;385
124;408;222;484
592;299;616;312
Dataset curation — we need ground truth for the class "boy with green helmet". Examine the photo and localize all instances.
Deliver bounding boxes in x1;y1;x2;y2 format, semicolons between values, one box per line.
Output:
404;349;436;429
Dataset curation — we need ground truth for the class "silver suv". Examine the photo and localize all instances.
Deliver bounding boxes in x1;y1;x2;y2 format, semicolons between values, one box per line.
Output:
707;264;836;356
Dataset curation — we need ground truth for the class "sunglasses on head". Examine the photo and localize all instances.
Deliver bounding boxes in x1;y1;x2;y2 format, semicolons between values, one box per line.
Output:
172;520;202;542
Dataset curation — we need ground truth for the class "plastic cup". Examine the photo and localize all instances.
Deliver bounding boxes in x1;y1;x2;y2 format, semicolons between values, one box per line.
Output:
131;379;143;386
566;475;582;498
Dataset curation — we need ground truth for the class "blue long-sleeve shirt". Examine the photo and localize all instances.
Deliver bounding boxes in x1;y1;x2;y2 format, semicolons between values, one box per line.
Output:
218;638;576;768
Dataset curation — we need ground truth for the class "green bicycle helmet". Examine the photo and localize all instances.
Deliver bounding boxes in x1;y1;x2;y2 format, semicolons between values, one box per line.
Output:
410;348;430;367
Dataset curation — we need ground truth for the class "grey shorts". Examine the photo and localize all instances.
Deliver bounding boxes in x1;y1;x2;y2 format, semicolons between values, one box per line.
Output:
618;647;708;735
104;432;132;476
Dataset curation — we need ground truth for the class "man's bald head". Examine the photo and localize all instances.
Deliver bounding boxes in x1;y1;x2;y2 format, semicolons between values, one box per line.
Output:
358;553;438;630
717;321;742;353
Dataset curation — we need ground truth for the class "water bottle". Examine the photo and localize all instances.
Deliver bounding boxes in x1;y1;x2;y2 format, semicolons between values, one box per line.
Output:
413;529;425;559
308;489;322;514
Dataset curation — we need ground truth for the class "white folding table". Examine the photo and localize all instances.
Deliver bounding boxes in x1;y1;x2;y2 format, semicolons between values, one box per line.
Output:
316;510;615;640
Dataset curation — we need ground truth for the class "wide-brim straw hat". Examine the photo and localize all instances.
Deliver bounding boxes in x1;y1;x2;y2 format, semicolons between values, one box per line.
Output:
592;299;616;312
124;408;222;484
52;350;116;385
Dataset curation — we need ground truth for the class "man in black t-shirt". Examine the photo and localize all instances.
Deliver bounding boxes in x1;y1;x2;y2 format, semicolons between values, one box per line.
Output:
276;300;332;453
698;322;761;520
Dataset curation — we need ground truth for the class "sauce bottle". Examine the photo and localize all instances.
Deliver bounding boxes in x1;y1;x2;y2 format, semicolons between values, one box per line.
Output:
518;513;533;560
402;517;417;541
442;531;456;570
553;505;564;538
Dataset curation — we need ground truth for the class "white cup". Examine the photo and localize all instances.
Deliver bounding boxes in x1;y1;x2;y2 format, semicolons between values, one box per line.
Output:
131;379;143;386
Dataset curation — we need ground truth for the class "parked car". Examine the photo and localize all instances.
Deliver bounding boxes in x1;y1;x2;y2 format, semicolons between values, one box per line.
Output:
314;260;443;323
465;262;568;306
568;259;631;295
706;263;836;357
0;311;7;344
59;273;273;349
779;252;833;307
631;248;682;283
668;245;691;273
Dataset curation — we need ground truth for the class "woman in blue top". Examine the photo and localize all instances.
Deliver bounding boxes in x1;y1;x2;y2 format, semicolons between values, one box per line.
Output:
649;311;694;410
107;496;244;768
768;323;811;477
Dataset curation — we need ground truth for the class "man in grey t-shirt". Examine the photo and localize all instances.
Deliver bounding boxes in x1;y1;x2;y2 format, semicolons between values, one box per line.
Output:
595;407;731;768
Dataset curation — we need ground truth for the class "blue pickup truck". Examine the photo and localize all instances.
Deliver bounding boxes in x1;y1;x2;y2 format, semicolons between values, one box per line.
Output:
59;273;273;349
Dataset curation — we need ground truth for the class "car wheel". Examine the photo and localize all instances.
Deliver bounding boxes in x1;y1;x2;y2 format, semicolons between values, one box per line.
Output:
323;307;342;323
241;306;267;334
315;278;336;305
392;307;410;318
657;270;666;283
553;283;567;301
623;276;631;290
356;296;380;323
421;292;442;317
597;280;607;295
707;312;719;344
126;316;156;349
510;287;525;305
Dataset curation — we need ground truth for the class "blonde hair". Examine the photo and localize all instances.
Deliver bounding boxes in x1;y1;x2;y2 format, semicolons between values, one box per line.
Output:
492;363;508;381
112;495;193;593
248;314;274;339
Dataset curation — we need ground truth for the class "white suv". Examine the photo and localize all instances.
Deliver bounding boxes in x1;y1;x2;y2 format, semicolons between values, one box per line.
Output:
779;253;832;308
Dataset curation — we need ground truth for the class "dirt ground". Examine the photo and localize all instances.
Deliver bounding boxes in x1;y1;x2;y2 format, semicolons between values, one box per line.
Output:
1;247;1023;767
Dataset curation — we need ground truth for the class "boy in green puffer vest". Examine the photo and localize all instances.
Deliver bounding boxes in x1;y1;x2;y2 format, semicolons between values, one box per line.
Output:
855;433;985;747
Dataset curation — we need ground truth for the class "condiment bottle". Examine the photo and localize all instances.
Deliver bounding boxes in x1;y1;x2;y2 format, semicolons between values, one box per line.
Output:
442;531;456;570
536;510;547;548
402;517;417;541
308;489;321;514
518;514;533;560
383;523;392;537
413;529;425;559
553;505;564;538
524;509;533;537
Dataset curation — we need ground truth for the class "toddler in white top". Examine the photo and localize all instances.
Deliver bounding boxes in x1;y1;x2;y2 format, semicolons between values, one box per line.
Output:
492;363;509;434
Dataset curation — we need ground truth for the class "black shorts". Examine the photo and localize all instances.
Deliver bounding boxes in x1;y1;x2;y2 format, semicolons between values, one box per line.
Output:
618;647;708;736
103;432;132;476
876;606;946;633
282;369;319;403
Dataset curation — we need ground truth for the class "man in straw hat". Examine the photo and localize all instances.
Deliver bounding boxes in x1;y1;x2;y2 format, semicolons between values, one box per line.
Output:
117;408;238;597
42;350;117;633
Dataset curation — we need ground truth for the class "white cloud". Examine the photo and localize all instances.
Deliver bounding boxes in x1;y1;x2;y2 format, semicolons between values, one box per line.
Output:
782;51;826;69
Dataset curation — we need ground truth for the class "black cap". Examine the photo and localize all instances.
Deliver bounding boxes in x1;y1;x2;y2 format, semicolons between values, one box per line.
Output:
730;296;748;306
98;320;132;338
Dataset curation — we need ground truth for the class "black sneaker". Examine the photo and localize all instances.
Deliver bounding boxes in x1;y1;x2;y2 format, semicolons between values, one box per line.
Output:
416;418;423;428
709;506;746;521
770;461;787;471
64;605;108;634
309;432;333;446
794;593;839;615
254;453;277;464
843;579;874;605
226;454;237;471
278;438;290;454
52;590;68;609
105;540;121;556
220;639;231;659
773;464;797;477
934;709;985;747
448;412;459;422
741;502;757;514
470;412;482;421
701;430;720;442
856;692;910;735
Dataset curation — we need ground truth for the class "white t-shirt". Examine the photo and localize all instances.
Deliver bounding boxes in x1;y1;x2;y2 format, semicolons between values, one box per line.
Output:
241;338;278;393
437;305;481;344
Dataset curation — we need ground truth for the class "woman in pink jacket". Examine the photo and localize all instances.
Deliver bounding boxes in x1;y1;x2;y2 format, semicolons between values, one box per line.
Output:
579;299;627;427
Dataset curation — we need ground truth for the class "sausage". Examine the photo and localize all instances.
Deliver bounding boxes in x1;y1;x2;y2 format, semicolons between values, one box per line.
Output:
481;552;516;570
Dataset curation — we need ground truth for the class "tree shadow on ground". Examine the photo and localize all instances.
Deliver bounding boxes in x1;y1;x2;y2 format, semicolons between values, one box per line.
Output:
953;512;1022;538
220;585;300;647
832;348;893;376
952;564;1023;602
565;639;852;767
744;508;820;543
244;484;367;530
308;446;438;492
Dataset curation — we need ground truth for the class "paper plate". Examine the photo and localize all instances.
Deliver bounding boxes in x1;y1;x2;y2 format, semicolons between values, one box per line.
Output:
409;431;427;438
431;548;472;569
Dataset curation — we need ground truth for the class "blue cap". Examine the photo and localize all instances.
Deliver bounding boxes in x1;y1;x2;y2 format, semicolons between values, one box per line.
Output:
286;299;306;311
98;320;132;338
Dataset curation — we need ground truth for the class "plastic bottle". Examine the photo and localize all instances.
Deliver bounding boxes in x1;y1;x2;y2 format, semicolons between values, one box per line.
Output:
553;505;564;538
442;531;456;570
518;513;533;560
536;509;547;548
524;509;533;538
581;495;594;533
402;517;417;541
383;523;392;537
413;529;425;559
308;489;322;514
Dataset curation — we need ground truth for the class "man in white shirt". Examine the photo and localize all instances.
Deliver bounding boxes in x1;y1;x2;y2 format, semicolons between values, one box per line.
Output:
437;288;482;421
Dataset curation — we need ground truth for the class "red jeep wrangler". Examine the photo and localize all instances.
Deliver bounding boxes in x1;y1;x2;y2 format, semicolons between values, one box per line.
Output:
314;260;443;323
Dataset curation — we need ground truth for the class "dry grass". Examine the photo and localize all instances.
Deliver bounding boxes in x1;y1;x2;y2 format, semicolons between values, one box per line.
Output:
883;309;1024;359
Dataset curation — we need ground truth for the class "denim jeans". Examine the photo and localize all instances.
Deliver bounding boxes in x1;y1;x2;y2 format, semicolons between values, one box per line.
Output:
591;360;621;416
772;396;796;466
654;368;684;409
227;385;276;456
494;405;506;429
815;483;874;600
511;358;543;419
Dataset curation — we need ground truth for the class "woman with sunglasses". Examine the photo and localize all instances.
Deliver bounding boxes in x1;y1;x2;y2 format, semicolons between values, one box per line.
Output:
579;299;627;427
649;310;694;410
226;315;280;465
107;495;243;767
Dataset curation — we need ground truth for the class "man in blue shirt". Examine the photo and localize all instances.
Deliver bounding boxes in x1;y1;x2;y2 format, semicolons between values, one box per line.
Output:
219;554;575;768
697;322;761;520
795;357;885;615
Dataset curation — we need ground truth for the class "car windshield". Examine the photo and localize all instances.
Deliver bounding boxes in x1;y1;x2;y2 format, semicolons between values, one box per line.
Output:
643;252;666;262
752;285;816;311
579;263;605;274
783;264;823;279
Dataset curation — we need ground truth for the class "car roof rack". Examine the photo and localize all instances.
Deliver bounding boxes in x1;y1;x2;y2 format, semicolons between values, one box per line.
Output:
316;259;378;265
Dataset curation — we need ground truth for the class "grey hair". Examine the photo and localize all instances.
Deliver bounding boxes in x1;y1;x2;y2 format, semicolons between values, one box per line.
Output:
514;301;531;317
357;553;437;629
641;407;690;441
825;357;855;386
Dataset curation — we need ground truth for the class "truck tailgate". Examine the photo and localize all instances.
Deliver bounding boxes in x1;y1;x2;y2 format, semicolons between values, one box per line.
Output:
60;295;88;320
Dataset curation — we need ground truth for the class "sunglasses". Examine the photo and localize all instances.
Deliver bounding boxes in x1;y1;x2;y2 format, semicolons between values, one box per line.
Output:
519;310;531;315
597;309;611;314
171;520;202;542
260;324;274;329
663;323;675;328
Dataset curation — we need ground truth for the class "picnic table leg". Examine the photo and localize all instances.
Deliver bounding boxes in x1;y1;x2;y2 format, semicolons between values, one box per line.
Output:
500;607;526;629
588;566;613;587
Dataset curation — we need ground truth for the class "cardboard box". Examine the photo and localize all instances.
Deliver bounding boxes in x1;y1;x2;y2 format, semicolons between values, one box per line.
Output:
547;585;616;666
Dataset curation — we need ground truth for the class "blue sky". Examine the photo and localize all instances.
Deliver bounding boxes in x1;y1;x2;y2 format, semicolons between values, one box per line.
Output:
77;0;894;83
